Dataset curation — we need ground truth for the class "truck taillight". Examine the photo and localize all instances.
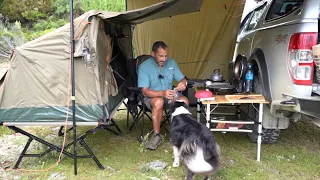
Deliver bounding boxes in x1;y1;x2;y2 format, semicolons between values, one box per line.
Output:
287;33;317;85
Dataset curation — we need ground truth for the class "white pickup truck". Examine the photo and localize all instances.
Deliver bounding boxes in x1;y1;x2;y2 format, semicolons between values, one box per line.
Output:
231;0;320;144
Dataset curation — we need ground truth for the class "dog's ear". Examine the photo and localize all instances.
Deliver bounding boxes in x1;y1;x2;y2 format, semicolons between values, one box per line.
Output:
169;100;189;114
182;103;192;113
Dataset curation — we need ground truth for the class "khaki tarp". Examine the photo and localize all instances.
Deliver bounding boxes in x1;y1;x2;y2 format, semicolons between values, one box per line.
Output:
0;13;120;122
0;0;203;122
128;0;244;79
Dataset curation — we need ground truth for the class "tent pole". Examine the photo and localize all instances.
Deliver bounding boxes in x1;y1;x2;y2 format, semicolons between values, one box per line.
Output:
69;0;77;176
125;0;128;11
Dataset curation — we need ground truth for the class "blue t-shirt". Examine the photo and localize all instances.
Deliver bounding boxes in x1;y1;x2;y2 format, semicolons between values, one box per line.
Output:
137;57;185;91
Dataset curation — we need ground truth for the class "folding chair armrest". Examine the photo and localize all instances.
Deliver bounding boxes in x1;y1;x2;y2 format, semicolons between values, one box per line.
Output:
126;87;140;92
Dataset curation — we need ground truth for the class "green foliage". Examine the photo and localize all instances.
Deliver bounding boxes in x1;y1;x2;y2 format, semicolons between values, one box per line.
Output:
80;0;126;12
0;0;3;12
0;21;26;58
22;18;67;41
0;126;13;137
33;18;67;32
23;28;57;42
52;0;84;20
2;0;53;22
0;0;126;43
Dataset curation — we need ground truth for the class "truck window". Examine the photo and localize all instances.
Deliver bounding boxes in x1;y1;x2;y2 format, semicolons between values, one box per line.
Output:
246;4;266;31
239;11;253;34
265;0;304;21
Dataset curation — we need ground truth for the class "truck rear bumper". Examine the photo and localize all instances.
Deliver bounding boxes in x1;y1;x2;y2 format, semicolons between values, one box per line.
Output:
277;93;320;118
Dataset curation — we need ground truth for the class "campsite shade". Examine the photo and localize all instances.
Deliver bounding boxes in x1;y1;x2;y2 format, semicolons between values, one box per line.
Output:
0;0;203;123
128;0;245;80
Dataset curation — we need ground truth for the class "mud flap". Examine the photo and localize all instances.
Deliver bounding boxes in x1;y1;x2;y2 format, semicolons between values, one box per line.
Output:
267;100;302;129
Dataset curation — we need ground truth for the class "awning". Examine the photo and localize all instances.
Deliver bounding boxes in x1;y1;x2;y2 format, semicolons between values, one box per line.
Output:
108;0;203;24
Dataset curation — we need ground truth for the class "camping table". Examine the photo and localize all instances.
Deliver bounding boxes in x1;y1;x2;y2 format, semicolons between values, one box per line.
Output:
197;94;269;161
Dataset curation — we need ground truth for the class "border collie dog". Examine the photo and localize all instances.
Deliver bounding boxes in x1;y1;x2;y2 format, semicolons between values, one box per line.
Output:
169;100;220;180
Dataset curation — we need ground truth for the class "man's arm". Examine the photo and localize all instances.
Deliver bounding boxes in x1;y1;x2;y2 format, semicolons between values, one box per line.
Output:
142;88;175;99
172;60;187;91
175;77;187;91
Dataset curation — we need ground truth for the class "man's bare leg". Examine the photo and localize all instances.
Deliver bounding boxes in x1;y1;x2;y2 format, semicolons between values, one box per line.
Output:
150;97;164;134
146;97;164;150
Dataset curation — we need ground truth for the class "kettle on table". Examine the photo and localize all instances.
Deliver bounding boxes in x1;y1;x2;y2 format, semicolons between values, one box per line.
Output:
211;69;223;82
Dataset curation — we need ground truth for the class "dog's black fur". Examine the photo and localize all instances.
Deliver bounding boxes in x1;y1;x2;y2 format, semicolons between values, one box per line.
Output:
169;101;220;180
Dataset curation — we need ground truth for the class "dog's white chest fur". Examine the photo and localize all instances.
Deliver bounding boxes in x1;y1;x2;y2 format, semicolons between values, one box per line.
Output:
171;106;191;117
184;148;214;173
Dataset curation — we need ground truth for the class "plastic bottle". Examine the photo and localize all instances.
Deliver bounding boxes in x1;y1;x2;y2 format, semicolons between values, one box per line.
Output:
244;64;254;93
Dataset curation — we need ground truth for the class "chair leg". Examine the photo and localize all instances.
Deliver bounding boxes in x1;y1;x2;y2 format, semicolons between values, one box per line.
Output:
126;106;145;143
145;112;153;122
138;105;157;143
128;109;143;132
117;101;128;111
100;117;123;136
160;112;170;132
126;107;130;131
128;103;171;143
111;119;123;135
139;105;146;143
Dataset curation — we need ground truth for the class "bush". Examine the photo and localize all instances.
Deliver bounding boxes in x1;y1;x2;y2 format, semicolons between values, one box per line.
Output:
1;0;53;23
1;0;126;43
80;0;126;12
0;21;25;59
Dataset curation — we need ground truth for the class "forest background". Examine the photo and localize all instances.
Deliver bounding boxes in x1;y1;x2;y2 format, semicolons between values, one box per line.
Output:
0;0;126;61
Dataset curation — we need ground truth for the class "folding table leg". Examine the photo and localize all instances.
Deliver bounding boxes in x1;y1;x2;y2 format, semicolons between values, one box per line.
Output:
257;103;263;161
206;104;210;128
197;99;201;122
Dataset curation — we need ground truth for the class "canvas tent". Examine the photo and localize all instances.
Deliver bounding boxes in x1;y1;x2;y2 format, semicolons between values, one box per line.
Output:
0;0;204;123
127;0;245;79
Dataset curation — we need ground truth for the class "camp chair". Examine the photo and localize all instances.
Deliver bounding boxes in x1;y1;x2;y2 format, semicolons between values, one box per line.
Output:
124;55;171;143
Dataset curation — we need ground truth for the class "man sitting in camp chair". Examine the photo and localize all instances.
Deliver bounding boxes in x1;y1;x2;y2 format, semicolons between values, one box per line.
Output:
137;41;189;150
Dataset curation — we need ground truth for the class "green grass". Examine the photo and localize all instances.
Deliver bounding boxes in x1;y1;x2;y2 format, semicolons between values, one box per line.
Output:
1;108;320;180
0;126;13;137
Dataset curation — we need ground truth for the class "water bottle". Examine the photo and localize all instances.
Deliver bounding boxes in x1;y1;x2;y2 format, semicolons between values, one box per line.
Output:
244;64;254;93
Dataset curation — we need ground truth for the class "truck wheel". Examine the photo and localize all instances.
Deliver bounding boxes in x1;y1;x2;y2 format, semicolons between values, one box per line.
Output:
245;74;280;144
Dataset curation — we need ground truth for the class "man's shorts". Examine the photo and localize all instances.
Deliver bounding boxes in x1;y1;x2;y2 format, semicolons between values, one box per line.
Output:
143;91;183;110
143;97;170;110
